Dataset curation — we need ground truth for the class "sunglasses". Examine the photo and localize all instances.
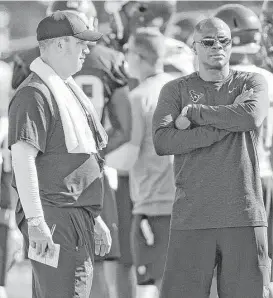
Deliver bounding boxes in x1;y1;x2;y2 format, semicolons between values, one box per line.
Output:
195;37;232;48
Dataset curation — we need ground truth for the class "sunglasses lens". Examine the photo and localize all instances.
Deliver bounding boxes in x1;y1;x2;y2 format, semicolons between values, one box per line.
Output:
219;38;231;46
201;38;231;47
202;39;215;47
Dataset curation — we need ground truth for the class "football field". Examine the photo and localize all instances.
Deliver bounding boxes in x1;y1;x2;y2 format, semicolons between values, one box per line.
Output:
4;260;219;298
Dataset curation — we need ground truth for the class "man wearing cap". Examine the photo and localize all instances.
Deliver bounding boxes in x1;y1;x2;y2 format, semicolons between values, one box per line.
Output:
10;2;132;297
8;10;112;298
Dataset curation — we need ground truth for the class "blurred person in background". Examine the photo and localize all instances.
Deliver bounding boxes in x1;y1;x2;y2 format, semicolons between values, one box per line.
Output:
167;15;199;47
104;0;195;78
104;2;195;296
260;0;273;73
153;17;270;297
10;1;132;297
0;5;21;298
260;0;273;173
215;3;273;259
0;54;12;298
167;15;203;71
107;27;175;298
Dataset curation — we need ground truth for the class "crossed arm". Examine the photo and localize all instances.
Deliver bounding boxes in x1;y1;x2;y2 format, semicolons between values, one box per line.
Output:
186;74;269;132
153;74;269;156
152;81;230;156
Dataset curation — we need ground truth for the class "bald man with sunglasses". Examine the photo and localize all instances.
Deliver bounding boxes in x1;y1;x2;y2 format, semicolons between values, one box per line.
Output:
153;18;270;298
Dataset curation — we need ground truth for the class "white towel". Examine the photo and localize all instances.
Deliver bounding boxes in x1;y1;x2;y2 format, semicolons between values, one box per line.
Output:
30;57;107;154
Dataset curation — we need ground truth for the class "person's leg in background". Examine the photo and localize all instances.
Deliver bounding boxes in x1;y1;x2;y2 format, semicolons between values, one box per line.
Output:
131;215;171;298
217;226;270;298
1;138;24;270
90;173;120;298
90;261;108;298
115;174;136;298
262;175;273;297
262;176;273;258
0;205;9;298
262;176;273;298
90;259;120;298
0;161;12;298
103;260;119;298
90;260;121;298
2;171;24;266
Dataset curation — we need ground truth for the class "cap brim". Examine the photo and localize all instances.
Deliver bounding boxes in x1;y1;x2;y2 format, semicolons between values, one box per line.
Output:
74;30;103;42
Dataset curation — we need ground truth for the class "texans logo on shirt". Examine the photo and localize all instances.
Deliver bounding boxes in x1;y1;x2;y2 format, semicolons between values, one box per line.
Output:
189;90;204;103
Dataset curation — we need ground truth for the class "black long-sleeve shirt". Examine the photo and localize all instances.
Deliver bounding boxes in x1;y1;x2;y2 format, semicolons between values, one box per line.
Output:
152;70;269;230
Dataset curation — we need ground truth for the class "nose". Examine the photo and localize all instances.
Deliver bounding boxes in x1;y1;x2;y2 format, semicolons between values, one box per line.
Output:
211;39;223;49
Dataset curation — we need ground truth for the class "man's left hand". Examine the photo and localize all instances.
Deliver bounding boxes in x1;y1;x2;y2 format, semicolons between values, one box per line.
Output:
94;216;112;257
175;105;191;130
175;114;191;130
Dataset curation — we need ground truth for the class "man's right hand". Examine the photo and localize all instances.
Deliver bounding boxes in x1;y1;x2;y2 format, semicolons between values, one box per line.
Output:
28;219;55;258
234;88;253;104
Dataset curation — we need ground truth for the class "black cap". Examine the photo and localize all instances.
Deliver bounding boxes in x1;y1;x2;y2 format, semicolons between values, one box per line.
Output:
37;10;102;42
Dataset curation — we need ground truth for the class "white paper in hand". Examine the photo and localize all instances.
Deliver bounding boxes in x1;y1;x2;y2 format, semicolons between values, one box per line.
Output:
28;243;60;268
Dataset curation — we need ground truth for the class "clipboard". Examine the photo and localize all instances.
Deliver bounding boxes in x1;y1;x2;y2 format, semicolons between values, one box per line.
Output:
28;243;60;268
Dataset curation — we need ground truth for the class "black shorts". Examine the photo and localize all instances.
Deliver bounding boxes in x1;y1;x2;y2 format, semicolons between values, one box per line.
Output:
95;174;120;262
115;175;133;265
160;227;270;298
131;214;171;285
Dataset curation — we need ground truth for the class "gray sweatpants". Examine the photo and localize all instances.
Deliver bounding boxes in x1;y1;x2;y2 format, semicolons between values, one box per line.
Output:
160;226;270;298
18;205;95;298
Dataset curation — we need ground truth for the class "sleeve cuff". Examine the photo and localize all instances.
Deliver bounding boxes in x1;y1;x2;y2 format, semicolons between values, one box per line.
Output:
187;104;193;120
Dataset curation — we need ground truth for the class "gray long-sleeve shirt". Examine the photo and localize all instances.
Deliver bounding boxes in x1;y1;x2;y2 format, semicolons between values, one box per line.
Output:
152;70;269;230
